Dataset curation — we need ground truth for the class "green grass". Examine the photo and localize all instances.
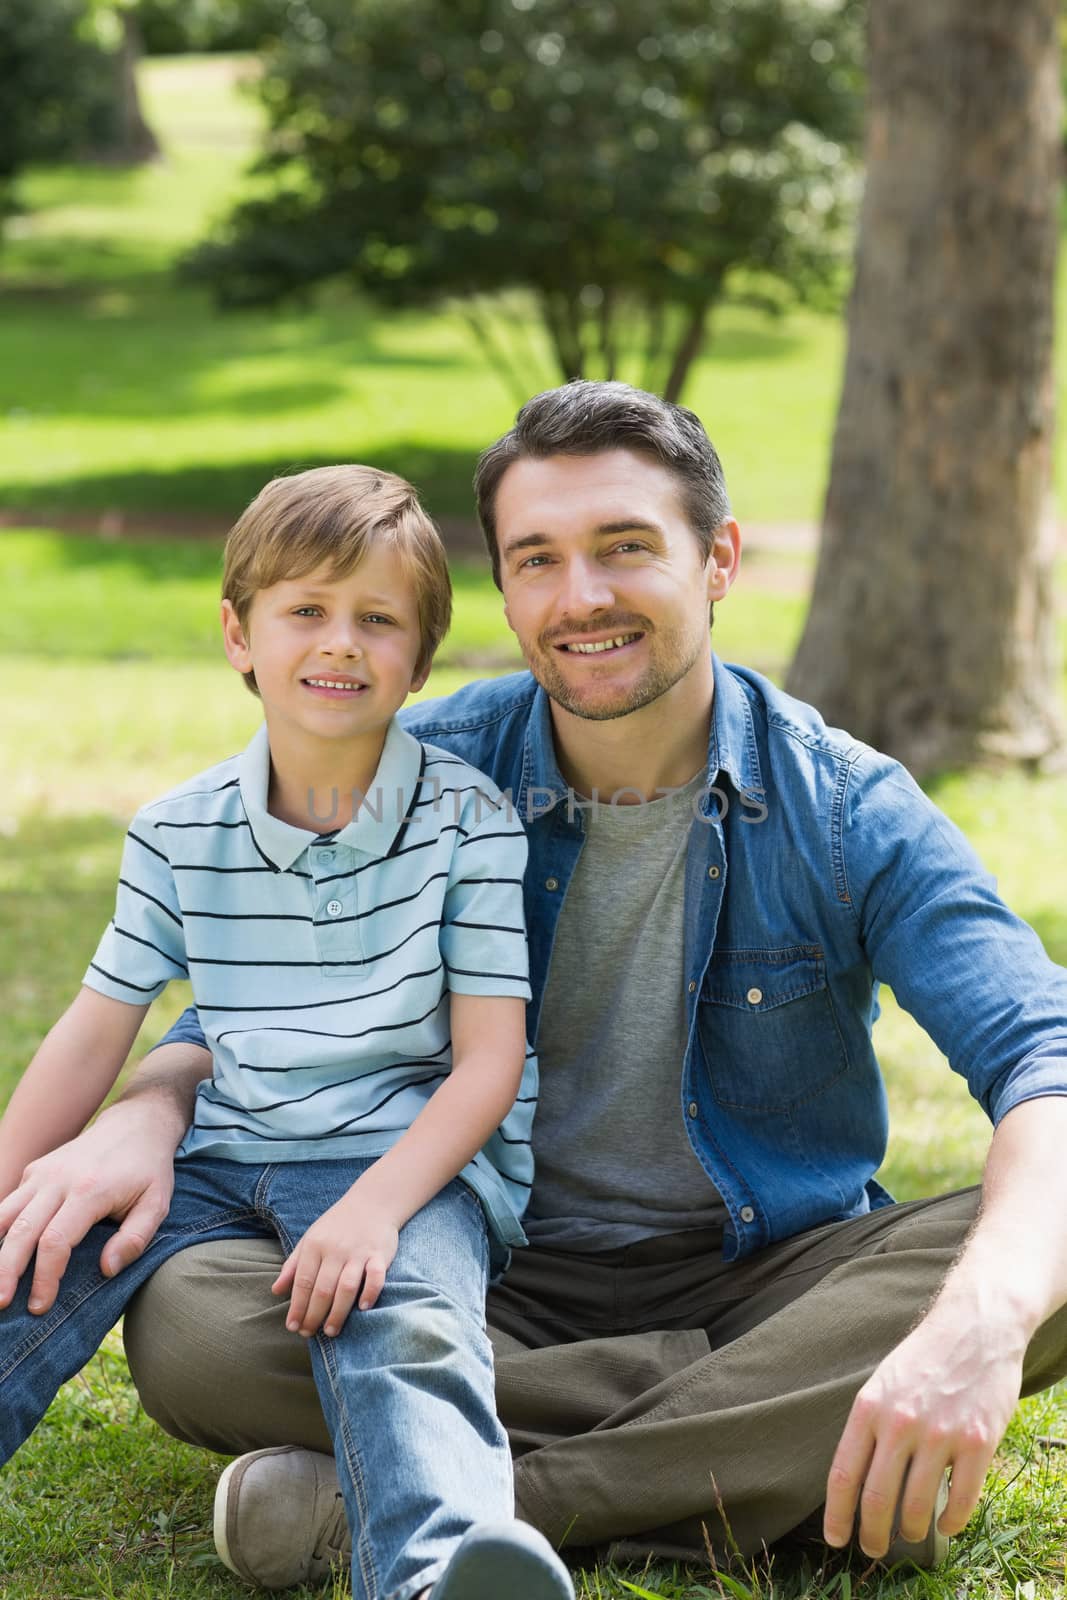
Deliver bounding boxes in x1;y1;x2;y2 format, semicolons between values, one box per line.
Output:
1;51;1066;1600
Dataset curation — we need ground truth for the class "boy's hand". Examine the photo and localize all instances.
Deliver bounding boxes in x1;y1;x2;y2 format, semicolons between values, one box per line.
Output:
271;1191;400;1337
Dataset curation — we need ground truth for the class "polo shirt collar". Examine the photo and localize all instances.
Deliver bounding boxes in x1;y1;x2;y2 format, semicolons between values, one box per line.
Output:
238;719;426;872
515;653;763;819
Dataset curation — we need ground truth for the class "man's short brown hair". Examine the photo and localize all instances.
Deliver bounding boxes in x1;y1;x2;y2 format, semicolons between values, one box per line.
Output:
474;380;732;589
223;465;451;694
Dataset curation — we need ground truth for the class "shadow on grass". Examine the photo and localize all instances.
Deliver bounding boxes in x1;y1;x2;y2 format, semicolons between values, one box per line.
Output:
0;278;471;402
1;443;485;523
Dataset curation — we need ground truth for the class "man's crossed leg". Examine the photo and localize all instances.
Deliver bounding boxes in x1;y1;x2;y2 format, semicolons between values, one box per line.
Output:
124;1187;1067;1583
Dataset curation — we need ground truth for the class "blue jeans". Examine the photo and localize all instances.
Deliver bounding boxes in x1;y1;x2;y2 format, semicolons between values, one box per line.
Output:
0;1155;512;1600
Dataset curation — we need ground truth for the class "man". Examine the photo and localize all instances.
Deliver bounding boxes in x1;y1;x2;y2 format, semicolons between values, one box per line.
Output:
2;382;1066;1589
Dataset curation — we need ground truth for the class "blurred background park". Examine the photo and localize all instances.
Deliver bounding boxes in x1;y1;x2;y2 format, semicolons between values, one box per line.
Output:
1;1;1066;1596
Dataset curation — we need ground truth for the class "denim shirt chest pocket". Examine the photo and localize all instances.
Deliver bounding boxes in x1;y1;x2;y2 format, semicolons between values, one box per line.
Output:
698;945;850;1111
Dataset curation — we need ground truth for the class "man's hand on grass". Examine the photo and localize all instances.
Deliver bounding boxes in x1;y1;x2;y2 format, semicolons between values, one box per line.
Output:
0;1097;180;1314
823;1296;1024;1557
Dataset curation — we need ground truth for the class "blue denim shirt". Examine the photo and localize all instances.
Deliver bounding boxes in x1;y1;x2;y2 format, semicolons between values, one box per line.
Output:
160;658;1067;1262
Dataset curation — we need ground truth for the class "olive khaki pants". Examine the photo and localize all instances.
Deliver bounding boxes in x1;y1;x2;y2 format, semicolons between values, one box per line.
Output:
123;1187;1067;1563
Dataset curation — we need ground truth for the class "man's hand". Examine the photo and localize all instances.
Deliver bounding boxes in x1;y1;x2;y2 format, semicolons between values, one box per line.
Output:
823;1299;1025;1557
0;1096;181;1314
272;1191;401;1338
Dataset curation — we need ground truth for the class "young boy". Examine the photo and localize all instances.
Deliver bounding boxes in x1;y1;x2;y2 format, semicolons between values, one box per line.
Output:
0;466;574;1600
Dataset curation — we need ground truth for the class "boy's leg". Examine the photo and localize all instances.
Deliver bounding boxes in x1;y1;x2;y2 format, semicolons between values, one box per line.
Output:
126;1186;1067;1570
263;1161;514;1600
0;1158;267;1468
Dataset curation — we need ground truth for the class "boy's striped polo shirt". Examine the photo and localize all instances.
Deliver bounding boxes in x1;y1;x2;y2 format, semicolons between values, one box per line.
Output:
84;718;535;1258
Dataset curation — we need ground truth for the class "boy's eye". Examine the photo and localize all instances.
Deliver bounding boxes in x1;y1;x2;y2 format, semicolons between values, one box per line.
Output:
293;606;321;617
364;614;395;626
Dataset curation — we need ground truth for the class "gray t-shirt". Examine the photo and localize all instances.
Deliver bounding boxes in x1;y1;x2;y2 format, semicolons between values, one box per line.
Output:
526;772;728;1252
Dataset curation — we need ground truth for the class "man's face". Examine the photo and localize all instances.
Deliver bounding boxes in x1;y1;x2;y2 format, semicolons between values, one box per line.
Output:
495;450;738;721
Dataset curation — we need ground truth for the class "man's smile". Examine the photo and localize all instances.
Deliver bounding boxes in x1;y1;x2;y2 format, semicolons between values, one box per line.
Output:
555;632;644;655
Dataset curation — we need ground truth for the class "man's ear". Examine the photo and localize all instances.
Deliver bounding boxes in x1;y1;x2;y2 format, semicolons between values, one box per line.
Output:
705;518;742;602
221;599;253;675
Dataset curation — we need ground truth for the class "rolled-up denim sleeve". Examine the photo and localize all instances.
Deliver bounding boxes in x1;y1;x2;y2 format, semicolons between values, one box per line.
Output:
843;749;1067;1124
149;1005;208;1053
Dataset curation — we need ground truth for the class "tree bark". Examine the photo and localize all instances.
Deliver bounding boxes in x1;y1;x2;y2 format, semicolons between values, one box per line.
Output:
114;10;160;164
663;298;710;404
787;0;1064;777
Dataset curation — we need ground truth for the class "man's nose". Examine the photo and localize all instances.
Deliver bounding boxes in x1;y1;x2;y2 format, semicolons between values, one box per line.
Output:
558;557;615;615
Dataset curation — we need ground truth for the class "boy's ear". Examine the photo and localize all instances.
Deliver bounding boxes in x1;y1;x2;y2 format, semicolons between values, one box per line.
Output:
410;661;432;695
221;599;253;674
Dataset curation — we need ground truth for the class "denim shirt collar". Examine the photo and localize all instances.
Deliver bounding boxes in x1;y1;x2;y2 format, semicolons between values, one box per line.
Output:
238;719;425;871
514;653;763;818
708;653;764;801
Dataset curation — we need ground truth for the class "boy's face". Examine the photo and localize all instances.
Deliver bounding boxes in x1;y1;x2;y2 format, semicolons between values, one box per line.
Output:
221;546;429;750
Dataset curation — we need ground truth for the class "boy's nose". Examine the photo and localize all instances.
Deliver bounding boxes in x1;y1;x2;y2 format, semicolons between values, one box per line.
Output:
319;624;362;657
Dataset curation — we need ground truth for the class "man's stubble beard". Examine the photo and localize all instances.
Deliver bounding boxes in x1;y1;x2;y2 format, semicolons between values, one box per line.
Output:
523;614;713;723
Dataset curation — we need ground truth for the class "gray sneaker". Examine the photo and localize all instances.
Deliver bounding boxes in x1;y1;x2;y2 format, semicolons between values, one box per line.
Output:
882;1473;950;1569
213;1446;350;1589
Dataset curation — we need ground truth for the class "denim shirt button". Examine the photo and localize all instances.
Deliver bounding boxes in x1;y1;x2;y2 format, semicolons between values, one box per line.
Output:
740;1205;756;1224
687;980;697;994
746;987;763;1005
687;1100;698;1117
708;865;720;879
545;877;559;891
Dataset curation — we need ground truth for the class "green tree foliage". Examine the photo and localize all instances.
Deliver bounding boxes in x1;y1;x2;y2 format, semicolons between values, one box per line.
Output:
138;0;285;55
186;0;864;400
0;0;119;223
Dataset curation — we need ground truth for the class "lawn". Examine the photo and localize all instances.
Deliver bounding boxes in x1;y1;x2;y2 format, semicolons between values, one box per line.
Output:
1;51;1065;1600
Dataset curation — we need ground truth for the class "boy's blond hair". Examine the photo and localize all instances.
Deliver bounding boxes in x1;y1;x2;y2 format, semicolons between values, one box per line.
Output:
223;465;452;695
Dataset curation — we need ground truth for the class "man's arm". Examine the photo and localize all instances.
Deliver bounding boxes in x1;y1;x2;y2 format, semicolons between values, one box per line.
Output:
824;1093;1067;1556
0;1030;212;1313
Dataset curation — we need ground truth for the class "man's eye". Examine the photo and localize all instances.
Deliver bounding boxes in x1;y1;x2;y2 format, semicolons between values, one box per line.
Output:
611;542;645;554
519;555;551;570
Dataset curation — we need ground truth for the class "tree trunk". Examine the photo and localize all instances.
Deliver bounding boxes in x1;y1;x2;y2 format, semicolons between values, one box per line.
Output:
662;299;710;404
114;10;160;164
787;0;1064;777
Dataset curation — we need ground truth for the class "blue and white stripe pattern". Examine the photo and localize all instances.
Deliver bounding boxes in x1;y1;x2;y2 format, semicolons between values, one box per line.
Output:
85;719;535;1257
